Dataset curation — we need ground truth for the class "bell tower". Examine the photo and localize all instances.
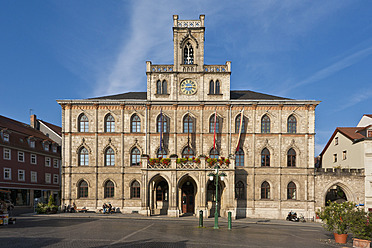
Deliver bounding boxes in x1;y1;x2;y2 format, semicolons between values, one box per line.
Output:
173;15;205;73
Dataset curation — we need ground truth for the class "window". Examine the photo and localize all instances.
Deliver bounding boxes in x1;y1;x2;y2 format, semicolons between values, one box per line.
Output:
209;114;220;133
105;114;115;132
79;148;89;166
104;180;114;198
182;146;194;158
343;150;347;160
157;114;168;133
44;143;49;151
18;170;25;181
183;114;194;133
31;171;37;183
157;148;167;158
53;174;59;184
235;148;244;166
261;181;270;199
156;181;168;201
18;151;25;162
78;114;89;132
78;180;88;198
3;133;9;142
210;148;219;159
333;154;337;163
131;114;141;133
209;80;221;95
235;114;245;133
209;80;214;94
53;159;59;168
45;157;51;167
157;80;167;94
52;146;57;153
368;130;372;138
30;140;35;148
4;168;11;180
105;147;115;166
235;181;244;199
335;137;338;145
183;42;193;64
287;148;296;167
287;115;297;134
131;147;140;166
261;148;270;167
131;181;140;199
45;173;51;183
261;115;270;133
3;148;11;160
287;181;296;200
31;154;37;164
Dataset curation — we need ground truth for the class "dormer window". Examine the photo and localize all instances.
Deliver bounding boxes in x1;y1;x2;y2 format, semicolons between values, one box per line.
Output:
3;133;9;142
183;42;194;64
52;145;57;153
30;140;35;148
368;130;372;137
43;141;50;151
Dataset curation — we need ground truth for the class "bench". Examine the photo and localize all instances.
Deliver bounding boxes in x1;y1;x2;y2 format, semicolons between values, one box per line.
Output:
74;207;88;213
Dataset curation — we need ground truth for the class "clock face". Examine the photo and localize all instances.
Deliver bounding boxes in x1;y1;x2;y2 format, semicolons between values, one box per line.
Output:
180;79;197;95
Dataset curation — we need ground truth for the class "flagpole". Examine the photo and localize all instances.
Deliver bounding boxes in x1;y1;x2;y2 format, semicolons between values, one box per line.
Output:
213;108;217;150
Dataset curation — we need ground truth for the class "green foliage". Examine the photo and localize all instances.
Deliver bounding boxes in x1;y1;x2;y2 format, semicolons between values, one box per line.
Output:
316;201;355;234
347;208;372;240
48;195;55;207
36;202;58;214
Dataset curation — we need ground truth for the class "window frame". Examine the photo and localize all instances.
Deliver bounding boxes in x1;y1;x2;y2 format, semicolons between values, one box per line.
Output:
287;181;297;200
131;181;140;199
183;114;194;133
4;168;11;180
182;146;194;158
3;148;11;160
79;147;89;166
53;174;59;184
261;115;271;133
18;169;25;181
235;148;244;166
3;133;9;142
235;181;244;200
31;171;37;183
209;148;219;159
53;159;59;168
261;148;270;167
45;157;51;167
131;114;141;133
157;114;168;133
131;147;141;166
45;173;51;184
78;180;88;198
105;114;115;133
104;180;115;198
78;114;89;132
18;151;25;162
287;115;297;134
235;114;245;134
209;114;220;133
287;148;296;167
261;181;270;199
105;147;115;166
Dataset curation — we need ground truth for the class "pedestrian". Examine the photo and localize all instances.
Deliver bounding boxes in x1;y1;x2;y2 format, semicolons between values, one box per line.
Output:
102;203;107;214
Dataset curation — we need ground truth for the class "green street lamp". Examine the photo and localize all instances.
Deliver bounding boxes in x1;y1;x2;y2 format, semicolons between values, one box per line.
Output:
208;165;226;229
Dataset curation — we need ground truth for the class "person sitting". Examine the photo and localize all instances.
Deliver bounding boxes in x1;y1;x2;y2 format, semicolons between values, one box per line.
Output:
108;203;112;214
102;203;107;214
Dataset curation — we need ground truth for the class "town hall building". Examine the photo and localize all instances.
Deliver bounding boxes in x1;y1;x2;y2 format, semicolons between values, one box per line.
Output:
58;15;322;219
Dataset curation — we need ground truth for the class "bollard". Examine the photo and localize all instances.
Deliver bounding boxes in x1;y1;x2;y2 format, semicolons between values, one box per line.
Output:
199;210;203;228
228;211;232;230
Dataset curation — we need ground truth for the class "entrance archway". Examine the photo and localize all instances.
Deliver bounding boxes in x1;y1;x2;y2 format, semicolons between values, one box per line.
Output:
207;180;225;217
325;185;347;206
149;175;169;215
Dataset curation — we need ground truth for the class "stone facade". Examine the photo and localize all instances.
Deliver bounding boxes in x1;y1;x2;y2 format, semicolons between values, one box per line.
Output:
58;15;323;219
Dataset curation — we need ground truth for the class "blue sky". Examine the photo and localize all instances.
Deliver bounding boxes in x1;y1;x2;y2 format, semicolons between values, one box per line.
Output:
1;0;372;155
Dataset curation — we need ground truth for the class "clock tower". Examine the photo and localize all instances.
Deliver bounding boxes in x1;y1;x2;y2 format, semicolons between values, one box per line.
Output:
146;15;231;102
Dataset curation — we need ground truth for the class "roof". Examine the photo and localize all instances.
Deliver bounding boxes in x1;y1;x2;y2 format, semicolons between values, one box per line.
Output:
88;90;290;101
319;127;366;156
363;114;372;118
38;120;62;136
0;115;52;140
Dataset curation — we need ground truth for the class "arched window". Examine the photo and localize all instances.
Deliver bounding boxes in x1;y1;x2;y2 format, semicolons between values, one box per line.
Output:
156;80;161;94
183;114;194;133
105;114;115;132
210;148;219;159
235;114;245;133
78;180;88;198
261;181;270;199
157;114;167;133
236;181;244;199
79;147;89;166
162;80;167;94
156;181;168;201
131;181;140;199
209;114;220;133
261;115;270;133
131;147;140;166
183;42;193;64
209;80;214;94
78;114;89;132
287;148;296;167
287;181;296;200
235;148;244;166
287;115;297;134
105;147;115;166
131;114;141;133
261;148;270;167
104;180;114;198
157;148;167;158
215;80;220;94
182;146;194;158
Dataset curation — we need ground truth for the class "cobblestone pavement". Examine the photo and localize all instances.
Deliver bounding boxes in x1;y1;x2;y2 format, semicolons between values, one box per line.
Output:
0;214;353;247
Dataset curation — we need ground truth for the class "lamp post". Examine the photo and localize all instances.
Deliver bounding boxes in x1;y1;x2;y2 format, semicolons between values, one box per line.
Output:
208;164;226;229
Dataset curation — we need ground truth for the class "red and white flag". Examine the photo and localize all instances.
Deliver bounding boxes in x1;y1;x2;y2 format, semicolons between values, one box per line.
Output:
213;109;217;149
235;109;244;151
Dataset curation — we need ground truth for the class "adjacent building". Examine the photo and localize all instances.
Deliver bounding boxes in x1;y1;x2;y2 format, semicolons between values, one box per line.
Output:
58;15;320;219
0;115;61;206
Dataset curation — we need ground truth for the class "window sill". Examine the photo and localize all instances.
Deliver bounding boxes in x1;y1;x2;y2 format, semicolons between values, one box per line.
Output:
207;94;223;96
155;94;170;96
